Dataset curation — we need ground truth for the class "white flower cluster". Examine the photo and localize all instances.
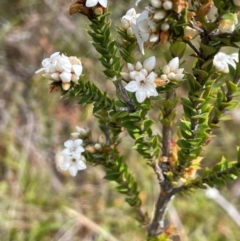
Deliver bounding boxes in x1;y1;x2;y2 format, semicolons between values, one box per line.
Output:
213;52;239;73
59;139;87;176
121;1;174;55
161;57;184;82
218;13;238;34
85;0;107;8
35;52;83;90
123;56;158;103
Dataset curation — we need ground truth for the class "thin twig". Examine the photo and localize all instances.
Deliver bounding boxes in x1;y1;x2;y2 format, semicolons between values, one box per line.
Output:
184;40;200;56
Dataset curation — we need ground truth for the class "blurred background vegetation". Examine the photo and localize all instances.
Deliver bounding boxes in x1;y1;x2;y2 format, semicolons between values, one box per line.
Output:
0;0;240;240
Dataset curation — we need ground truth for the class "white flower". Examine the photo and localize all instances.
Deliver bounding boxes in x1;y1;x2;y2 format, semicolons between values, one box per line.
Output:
213;52;239;73
233;0;240;6
59;139;86;176
124;56;158;103
60;155;87;176
161;57;184;81
85;0;107;8
35;52;83;90
131;8;159;54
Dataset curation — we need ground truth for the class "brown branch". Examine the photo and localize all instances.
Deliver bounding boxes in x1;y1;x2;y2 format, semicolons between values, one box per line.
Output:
148;90;177;237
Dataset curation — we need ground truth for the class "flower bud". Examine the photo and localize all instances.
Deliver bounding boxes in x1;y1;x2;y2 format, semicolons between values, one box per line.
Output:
94;143;102;150
149;33;159;42
162;65;170;74
151;0;162;8
61;82;71;90
93;6;104;15
183;26;199;40
153;10;167;20
163;0;173;10
98;134;106;145
161;23;170;32
135;61;143;71
154;77;169;87
219;19;236;33
121;18;130;29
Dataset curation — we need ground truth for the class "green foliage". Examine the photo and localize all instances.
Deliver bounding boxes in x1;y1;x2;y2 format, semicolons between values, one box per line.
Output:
202;147;240;187
88;13;122;80
117;27;137;64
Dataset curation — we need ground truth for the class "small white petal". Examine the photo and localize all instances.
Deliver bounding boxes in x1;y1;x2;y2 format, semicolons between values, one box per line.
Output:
143;56;156;72
75;146;85;153
136;90;147;103
140;68;148;77
73;139;83;146
77;160;87;170
125;81;139;92
175;74;184;81
146;71;157;84
147;88;158;97
69;165;78;176
162;65;170;74
64;140;74;148
61;149;71;156
176;68;184;74
59;160;70;170
127;63;135;72
60;71;72;82
51;73;61;81
168;57;179;72
168;72;176;80
72;64;83;76
50;52;60;59
86;0;98;7
130;71;140;79
135;61;143;70
99;0;107;8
